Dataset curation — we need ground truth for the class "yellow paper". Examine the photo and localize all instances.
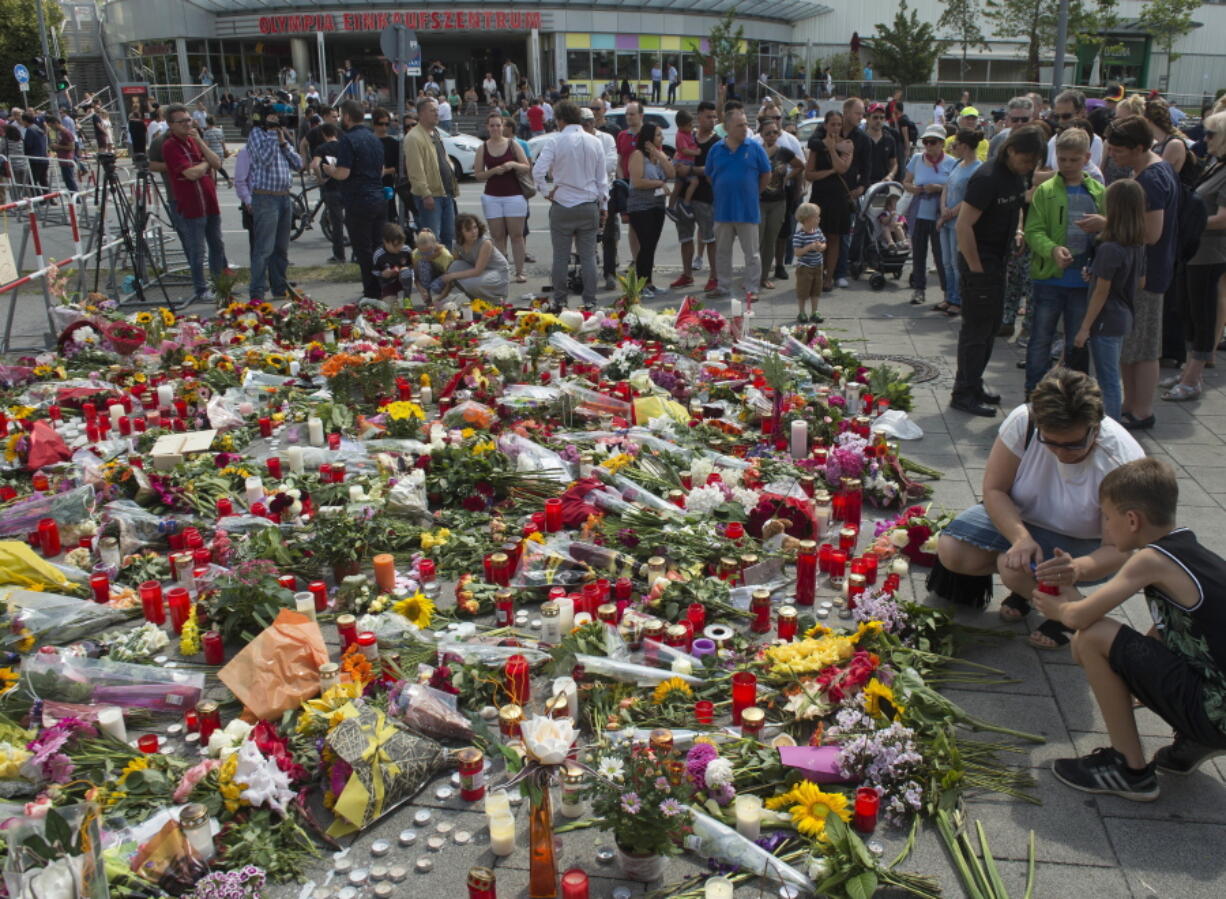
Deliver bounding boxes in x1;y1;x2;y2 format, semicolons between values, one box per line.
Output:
633;396;691;425
0;541;71;590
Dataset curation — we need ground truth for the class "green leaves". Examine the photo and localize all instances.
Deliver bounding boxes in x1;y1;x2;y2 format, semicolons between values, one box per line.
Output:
867;0;947;91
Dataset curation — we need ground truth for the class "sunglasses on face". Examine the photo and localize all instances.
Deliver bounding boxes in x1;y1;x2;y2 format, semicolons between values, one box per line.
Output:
1009;116;1031;124
922;138;942;145
1037;425;1098;450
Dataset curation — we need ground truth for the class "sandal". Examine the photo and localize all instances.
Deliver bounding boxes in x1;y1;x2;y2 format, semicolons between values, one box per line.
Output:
998;592;1031;623
1028;618;1073;650
515;273;528;283
1162;382;1201;402
945;306;961;317
760;280;776;290
932;301;952;313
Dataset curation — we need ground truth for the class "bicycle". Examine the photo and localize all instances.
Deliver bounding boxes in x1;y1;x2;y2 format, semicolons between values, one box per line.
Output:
289;172;340;245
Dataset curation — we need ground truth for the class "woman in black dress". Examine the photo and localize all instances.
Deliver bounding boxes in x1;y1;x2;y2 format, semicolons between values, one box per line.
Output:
805;109;854;291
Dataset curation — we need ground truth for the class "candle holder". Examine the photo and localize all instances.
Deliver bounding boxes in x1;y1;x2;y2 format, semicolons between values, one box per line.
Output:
505;654;530;706
137;734;159;754
730;672;757;726
794;540;818;607
544;497;563;533
694;700;714;725
853;786;880;834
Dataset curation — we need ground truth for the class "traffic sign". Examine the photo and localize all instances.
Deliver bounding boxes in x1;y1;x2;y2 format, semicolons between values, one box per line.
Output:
379;24;421;76
13;64;29;86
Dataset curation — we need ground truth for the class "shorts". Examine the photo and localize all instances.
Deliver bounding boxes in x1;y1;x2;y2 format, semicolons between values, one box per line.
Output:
941;503;1104;581
796;264;823;301
676;199;715;245
1120;287;1162;364
1109;625;1226;748
480;193;528;221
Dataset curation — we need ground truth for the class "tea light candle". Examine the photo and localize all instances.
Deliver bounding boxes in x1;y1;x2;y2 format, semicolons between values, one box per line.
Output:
790;419;808;460
734;794;762;840
286;446;305;474
307;416;324;446
704;877;735;899
244;476;264;506
488;814;516;856
96;707;126;742
295;592;318;621
372;554;396;593
556;595;575;634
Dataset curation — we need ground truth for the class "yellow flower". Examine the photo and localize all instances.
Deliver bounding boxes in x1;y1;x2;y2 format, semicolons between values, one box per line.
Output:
218;752;248;812
180;606;201;656
600;453;634;474
420;528;451;551
765;780;851;841
460;428;475;439
0;668;18;696
852;620;884;644
383;401;425;421
117;756;150;787
764;634;856;677
472;440;496;455
419;373;431;387
7;406;34;420
391;592;434;629
265;353;288;371
16;630;34;652
862;677;903;720
651;677;693;705
159;308;176;327
134;312;154;325
4;433;22;463
298;682;363;734
32;365;53;378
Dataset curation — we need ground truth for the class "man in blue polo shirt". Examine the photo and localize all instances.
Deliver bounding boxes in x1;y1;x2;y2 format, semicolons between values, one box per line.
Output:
705;109;770;300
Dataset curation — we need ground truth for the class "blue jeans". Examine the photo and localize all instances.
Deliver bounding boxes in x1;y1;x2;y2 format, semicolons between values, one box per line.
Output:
249;193;293;299
1089;335;1124;423
179;214;226;298
939;223;961;306
1026;284;1087;393
416;196;456;250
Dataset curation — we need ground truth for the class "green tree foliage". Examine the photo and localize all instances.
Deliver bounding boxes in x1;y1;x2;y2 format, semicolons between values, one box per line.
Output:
823;52;862;83
866;1;946;91
984;0;1117;83
0;0;63;106
695;8;750;99
1139;0;1201;86
939;0;991;79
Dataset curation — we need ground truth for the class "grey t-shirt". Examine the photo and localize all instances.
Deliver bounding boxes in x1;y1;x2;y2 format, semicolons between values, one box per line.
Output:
1089;240;1145;337
1190;163;1226;266
432;129;456;198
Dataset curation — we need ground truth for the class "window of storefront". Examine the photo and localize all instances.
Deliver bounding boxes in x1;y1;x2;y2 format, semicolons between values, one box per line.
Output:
615;51;640;81
593;50;615;82
567;50;592;80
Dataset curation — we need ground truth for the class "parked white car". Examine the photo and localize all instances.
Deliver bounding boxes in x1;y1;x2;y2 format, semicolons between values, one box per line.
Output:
526;106;680;161
442;131;483;179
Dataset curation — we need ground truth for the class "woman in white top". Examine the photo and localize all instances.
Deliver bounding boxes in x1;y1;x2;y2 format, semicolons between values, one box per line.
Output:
933;368;1145;648
933;99;946;125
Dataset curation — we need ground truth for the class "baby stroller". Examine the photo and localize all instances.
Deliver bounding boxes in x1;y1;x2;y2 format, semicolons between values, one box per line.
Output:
848;181;910;290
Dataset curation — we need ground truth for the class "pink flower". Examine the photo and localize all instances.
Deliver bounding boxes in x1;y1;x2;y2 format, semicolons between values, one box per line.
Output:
22;796;52;819
173;759;221;803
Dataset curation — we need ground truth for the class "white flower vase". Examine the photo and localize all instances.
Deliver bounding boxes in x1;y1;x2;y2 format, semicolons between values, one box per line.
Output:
616;845;664;882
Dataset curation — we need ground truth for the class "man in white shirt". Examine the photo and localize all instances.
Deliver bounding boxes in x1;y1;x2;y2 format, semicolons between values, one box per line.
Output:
1044;89;1104;168
667;62;680;106
437;95;453;135
482;73;498;103
533;100;608;311
650;64;662;104
542;100;554;127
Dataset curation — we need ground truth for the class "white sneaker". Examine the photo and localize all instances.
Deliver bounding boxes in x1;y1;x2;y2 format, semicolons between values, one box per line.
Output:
693;256;703;271
836;277;849;289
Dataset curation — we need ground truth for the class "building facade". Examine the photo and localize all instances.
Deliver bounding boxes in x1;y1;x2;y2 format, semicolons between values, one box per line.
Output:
79;0;1226;109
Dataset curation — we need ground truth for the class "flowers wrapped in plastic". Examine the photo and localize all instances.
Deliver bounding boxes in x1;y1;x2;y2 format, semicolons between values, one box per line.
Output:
685;806;815;895
21;650;203;714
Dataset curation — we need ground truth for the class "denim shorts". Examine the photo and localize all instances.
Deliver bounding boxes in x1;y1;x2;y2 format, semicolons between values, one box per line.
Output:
943;503;1102;572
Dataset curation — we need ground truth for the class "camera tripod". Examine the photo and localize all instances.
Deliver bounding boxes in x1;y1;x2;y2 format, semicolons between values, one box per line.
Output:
81;152;181;309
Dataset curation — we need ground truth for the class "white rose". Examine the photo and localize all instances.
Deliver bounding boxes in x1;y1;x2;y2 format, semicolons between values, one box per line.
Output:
520;715;576;766
890;529;910;548
921;535;939;554
704;757;734;789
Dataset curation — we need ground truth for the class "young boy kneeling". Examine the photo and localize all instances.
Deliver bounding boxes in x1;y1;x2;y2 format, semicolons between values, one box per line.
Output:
1036;457;1226;801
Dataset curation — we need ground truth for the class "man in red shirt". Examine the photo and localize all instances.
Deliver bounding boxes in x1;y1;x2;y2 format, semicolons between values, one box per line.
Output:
614;102;644;263
527;98;546;136
161;105;227;302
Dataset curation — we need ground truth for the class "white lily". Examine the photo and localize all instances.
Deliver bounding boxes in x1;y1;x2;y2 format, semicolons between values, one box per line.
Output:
520;715;576;766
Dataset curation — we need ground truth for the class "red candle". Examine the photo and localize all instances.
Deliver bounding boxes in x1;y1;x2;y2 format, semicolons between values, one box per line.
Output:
686;602;706;634
258;416;273;437
504;654;530;706
266;457;283;479
82;402;97;420
883;572;901;594
137;734;159;754
327;432;341;450
396;377;412;401
86;422;101;443
0;485;16;502
694;700;715;725
750;590;771;633
167;587;191;634
118;416;132;436
731;672;757;726
336;614;358;651
140;581;165;625
560;869;590;899
818;542;834;575
544;497;563;533
853;786;880;834
795;541;817;606
36;518;61;557
184;708;199;732
89;573;110;604
496;590;515;628
47;405;61;421
862;553;879;586
828;549;848;582
725;521;745;541
202;630;224;665
839;526;859;553
778;606;798;640
308;580;328;612
581;582;601;617
173;398;188;417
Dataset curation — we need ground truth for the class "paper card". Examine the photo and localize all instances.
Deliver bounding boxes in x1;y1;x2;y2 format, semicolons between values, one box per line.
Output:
151;429;217;459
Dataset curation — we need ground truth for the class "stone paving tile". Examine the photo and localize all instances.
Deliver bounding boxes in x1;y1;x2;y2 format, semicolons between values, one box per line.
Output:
1102;818;1226;899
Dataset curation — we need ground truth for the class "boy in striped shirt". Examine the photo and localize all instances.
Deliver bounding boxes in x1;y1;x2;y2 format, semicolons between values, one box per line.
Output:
792;203;827;323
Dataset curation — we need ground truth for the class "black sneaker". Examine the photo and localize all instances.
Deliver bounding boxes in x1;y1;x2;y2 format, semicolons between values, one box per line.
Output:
665;206;681;224
774;266;789;281
1154;734;1226;775
1052;747;1159;801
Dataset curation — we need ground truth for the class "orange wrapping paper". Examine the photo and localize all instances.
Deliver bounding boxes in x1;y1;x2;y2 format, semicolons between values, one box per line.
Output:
218;608;330;720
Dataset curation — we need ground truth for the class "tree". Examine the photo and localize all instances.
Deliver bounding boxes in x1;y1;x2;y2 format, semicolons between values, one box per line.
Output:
866;1;946;92
984;0;1105;83
0;0;63;106
695;8;750;101
1139;0;1201;88
823;52;862;83
939;0;991;80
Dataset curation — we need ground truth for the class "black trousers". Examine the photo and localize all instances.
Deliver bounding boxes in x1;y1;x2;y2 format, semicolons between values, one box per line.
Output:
628;207;666;284
602;204;619;278
324;190;346;260
952;255;1006;402
344;194;387;299
1162;264;1188;365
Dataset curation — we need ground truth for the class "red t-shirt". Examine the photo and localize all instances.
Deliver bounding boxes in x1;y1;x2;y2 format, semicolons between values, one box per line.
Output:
527;106;545;132
161;134;219;219
616;129;638;178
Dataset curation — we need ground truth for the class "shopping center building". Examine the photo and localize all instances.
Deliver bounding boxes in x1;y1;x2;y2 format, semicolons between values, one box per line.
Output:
69;0;1226;107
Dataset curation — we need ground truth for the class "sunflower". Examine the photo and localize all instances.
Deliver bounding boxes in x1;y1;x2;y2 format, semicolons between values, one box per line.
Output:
391;592;435;629
265;353;288;371
134;312;154;325
159;308;176;327
766;780;850;841
0;668;19;696
117;756;151;787
862;677;902;720
652;676;694;705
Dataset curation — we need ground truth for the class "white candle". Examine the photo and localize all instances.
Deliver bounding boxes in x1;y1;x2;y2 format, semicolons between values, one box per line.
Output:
420;386;433;406
552;677;579;719
244;476;264;506
307;417;324;446
555;596;575;635
790;419;808;460
488;813;516;856
730;298;743;318
108;404;124;428
734;794;762;840
891;557;910;576
286;446;305;474
324;328;337;345
294;592;317;621
704;877;735;899
157;384;174;409
348;485;365;502
484;790;512;819
814;503;830;540
289;360;301;377
96;707;126;743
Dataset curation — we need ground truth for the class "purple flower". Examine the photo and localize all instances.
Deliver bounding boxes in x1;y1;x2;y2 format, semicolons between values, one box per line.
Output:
654;776;671;793
659;798;684;817
620;792;642;814
684;742;717;784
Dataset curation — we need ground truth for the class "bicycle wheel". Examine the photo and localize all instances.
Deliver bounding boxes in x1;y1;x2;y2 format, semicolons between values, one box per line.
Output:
290;193;310;240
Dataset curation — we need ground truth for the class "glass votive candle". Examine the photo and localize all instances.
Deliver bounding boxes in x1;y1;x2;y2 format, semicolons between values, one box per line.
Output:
137;734;159;754
730;672;757;726
828;549;848;584
853;786;880;834
694;700;714;725
89;572;110;604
